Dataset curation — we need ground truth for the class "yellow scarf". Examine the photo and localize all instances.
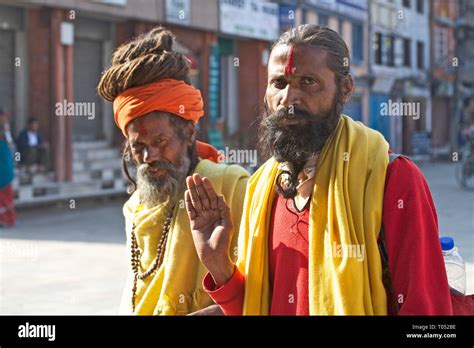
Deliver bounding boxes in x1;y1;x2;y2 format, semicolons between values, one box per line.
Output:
236;115;389;315
121;159;249;315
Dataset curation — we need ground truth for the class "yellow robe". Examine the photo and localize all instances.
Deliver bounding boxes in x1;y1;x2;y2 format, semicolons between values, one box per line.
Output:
236;115;390;315
120;159;249;315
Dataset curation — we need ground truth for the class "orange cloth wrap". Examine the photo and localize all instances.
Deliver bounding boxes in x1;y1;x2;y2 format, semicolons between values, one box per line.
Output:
113;78;220;162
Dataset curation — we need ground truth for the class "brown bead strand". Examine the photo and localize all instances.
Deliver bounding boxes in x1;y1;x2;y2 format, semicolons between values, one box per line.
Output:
130;209;173;313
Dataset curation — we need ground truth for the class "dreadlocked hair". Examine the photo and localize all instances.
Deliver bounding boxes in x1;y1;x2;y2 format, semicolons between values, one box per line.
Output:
97;27;191;101
98;26;198;194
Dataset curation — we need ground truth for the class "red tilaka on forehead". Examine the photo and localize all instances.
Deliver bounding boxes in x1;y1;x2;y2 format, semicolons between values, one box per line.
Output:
284;46;296;75
138;120;147;137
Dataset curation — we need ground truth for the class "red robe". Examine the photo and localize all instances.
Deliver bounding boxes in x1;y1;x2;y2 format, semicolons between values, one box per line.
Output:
203;155;453;315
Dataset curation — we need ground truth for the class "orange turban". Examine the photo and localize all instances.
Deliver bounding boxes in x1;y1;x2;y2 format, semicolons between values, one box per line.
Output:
113;78;221;163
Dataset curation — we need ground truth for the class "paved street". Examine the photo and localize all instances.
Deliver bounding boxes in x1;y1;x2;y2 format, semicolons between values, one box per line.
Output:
0;197;129;314
418;161;474;295
0;161;473;314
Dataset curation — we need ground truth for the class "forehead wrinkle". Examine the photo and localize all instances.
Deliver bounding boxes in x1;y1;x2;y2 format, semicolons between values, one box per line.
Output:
129;129;167;145
128;117;169;141
268;62;286;77
269;64;323;80
270;44;330;73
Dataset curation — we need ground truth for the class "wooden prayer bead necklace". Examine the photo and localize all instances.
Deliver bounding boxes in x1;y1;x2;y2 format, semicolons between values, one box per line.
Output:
130;206;174;313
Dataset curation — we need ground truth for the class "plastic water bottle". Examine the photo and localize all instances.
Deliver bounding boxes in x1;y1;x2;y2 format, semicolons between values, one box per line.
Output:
440;236;466;295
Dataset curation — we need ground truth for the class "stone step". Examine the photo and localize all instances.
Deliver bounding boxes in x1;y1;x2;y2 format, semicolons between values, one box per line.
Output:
15;182;127;207
73;148;120;161
59;180;103;195
15;171;55;186
14;178;128;206
89;159;122;172
72;161;85;172
73;158;122;173
72;141;109;150
72;172;93;183
72;168;122;183
32;173;56;185
15;183;60;202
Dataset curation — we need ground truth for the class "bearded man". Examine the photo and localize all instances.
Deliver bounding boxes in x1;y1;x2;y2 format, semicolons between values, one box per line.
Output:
97;27;249;315
185;25;453;315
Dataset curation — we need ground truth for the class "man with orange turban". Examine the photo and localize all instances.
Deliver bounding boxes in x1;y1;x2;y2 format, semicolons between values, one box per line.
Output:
98;27;249;315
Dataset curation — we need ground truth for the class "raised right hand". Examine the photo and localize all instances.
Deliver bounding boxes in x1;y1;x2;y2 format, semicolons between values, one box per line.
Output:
185;173;235;286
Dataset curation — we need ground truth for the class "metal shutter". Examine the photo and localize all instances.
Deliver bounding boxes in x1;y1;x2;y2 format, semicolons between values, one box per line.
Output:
73;38;103;141
0;30;14;119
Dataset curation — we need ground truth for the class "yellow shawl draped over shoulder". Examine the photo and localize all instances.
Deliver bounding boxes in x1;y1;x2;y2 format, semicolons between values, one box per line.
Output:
236;115;390;315
121;159;249;315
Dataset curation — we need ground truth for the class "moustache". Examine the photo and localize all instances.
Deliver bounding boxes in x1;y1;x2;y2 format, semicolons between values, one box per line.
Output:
138;160;177;174
265;107;317;125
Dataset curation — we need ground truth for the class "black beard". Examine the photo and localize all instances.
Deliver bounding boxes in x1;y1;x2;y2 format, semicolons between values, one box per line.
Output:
258;99;341;198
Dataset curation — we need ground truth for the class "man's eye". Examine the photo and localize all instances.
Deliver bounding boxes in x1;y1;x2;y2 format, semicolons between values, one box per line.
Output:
273;79;287;88
131;143;144;151
302;77;317;85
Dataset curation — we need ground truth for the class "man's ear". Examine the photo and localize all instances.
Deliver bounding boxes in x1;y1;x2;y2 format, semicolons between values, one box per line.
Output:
185;122;197;143
340;74;354;104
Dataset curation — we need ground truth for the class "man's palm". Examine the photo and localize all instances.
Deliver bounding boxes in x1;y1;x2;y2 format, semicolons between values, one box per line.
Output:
185;174;233;264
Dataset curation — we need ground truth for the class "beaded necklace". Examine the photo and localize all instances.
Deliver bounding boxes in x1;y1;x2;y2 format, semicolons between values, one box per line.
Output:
130;203;174;313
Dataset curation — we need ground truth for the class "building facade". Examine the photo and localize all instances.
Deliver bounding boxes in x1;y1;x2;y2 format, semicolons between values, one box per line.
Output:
453;0;474;151
430;0;458;155
370;0;431;156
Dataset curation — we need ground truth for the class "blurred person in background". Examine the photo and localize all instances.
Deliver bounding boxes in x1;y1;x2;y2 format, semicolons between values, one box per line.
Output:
0;108;16;228
97;27;249;315
16;117;50;174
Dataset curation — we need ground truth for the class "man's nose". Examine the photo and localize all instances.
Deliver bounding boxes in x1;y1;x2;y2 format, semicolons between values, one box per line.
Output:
279;84;300;109
142;146;162;164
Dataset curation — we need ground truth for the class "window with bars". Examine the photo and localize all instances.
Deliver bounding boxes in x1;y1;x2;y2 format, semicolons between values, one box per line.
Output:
416;0;424;13
385;35;395;67
352;22;363;64
403;38;411;67
417;41;425;70
374;32;382;65
373;32;394;67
